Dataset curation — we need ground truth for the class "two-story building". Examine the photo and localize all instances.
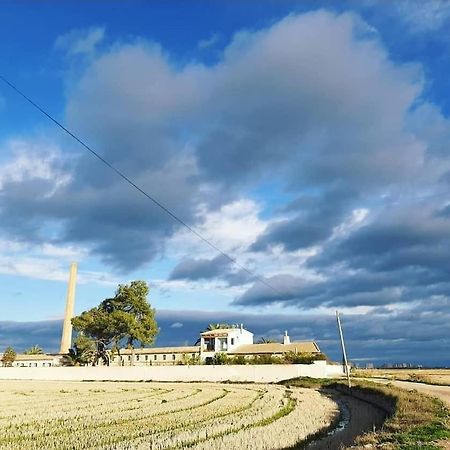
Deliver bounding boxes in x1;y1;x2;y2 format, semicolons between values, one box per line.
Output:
200;325;253;362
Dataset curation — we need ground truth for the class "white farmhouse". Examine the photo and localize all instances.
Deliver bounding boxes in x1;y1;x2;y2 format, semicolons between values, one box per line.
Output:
200;324;253;362
111;325;322;366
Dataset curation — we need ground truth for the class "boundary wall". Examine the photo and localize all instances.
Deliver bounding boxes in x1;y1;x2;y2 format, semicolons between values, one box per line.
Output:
0;361;344;383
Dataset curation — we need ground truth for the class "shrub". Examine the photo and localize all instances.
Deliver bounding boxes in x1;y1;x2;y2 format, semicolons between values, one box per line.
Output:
283;352;327;364
251;354;284;365
227;355;248;365
212;353;229;365
1;346;16;367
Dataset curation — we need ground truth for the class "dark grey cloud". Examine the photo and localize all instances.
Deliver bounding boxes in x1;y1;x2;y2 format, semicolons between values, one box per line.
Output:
251;189;355;251
309;206;450;276
0;320;62;353
169;255;254;286
169;255;231;281
237;201;450;327
234;273;405;309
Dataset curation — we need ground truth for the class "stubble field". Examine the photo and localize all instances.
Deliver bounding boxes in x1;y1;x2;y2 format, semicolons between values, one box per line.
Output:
0;380;338;450
354;368;450;386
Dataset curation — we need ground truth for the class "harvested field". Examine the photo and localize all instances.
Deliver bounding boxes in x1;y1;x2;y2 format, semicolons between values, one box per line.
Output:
0;380;338;450
354;368;450;386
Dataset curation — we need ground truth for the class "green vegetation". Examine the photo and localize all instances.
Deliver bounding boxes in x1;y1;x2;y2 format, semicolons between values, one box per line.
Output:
283;351;327;364
282;377;450;449
210;352;328;365
24;345;44;355
71;280;159;363
1;346;16;367
61;335;96;366
205;323;237;330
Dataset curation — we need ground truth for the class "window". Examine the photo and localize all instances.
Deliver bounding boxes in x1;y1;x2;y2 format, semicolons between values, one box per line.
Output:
230;338;235;345
145;355;148;361
204;338;215;351
154;355;157;360
218;338;227;351
163;355;167;361
128;356;131;361
136;355;140;361
172;354;176;360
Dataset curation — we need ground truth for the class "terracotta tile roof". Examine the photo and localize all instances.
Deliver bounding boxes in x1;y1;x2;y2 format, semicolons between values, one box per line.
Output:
228;341;321;355
120;346;200;355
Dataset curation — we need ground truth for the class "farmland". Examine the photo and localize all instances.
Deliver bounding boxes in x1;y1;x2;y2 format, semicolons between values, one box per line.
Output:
0;380;337;450
353;368;450;386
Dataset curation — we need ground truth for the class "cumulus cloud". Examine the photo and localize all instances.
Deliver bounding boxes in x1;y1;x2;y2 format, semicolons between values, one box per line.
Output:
1;9;450;334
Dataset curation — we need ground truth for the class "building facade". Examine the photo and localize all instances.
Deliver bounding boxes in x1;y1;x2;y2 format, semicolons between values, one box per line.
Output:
111;326;321;366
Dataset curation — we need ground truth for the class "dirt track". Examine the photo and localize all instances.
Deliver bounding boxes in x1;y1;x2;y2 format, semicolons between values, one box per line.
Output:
369;378;450;407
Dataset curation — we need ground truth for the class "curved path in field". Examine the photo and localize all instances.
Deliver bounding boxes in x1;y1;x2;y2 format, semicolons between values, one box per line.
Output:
370;378;450;406
300;390;387;450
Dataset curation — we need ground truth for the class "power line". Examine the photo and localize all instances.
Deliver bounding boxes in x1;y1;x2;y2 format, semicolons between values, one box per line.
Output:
0;74;277;293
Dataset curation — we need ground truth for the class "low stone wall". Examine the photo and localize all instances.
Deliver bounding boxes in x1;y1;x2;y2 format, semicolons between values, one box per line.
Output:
0;361;344;383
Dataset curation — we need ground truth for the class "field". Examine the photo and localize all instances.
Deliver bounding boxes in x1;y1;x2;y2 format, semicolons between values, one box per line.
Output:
353;368;450;386
0;380;338;450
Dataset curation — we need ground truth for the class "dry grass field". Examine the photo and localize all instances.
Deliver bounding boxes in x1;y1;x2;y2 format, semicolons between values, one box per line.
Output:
353;368;450;386
0;380;338;450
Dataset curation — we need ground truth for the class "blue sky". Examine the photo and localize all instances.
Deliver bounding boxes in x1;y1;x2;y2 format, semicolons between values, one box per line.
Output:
1;1;450;366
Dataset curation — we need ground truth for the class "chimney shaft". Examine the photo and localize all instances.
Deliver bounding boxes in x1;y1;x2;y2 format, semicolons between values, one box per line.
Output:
59;262;78;354
283;330;290;345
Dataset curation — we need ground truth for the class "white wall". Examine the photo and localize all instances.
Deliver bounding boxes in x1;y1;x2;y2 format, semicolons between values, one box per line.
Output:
0;361;344;383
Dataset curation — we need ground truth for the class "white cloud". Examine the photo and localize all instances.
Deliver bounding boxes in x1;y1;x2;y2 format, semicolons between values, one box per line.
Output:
0;139;71;191
55;26;105;57
166;199;267;259
198;33;220;49
395;0;450;32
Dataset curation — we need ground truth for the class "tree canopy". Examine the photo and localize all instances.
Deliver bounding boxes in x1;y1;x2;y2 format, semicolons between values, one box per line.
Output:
72;281;159;352
1;346;16;367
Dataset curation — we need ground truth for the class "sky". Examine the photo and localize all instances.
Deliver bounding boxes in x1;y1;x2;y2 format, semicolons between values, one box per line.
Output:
1;0;450;366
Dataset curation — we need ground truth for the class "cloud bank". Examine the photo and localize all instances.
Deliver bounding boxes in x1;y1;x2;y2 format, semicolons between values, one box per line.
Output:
1;10;450;363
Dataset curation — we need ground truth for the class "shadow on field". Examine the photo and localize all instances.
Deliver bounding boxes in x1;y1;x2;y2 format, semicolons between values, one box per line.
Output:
282;389;388;450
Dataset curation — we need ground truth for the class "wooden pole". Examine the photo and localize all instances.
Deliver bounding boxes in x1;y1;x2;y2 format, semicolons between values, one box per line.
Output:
336;310;351;388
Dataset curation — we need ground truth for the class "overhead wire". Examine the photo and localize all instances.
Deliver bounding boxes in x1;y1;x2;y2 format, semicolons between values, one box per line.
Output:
0;74;278;293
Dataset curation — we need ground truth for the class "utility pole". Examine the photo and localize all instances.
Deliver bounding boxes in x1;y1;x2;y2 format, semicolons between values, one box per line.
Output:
336;310;351;389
